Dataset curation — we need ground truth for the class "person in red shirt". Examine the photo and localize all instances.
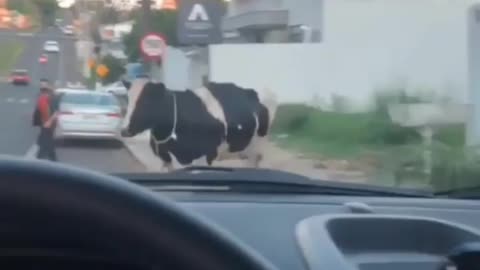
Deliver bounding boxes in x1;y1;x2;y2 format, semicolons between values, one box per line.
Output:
35;81;57;161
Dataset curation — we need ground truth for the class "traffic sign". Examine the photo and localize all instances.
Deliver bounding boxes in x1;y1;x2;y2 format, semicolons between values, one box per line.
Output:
96;64;109;78
140;32;166;62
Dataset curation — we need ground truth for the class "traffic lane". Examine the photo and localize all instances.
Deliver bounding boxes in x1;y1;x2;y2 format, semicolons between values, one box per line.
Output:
0;28;77;156
0;82;38;155
57;140;146;173
39;51;61;84
60;36;83;85
0;30;54;156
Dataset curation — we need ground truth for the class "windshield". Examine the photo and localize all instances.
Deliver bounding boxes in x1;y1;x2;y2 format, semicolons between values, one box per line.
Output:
61;93;118;106
3;0;478;195
12;70;27;76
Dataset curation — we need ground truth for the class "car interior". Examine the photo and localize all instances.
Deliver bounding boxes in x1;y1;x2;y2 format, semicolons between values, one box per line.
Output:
0;158;477;270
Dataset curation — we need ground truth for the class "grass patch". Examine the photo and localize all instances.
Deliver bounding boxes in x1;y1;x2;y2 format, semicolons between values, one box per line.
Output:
271;99;466;189
0;40;25;76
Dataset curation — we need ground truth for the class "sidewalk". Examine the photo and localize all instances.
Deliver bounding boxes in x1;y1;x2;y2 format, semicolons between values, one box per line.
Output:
122;132;367;182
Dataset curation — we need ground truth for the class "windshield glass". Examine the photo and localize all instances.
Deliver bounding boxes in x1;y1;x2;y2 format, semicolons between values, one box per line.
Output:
61;93;118;106
4;0;478;194
12;70;26;75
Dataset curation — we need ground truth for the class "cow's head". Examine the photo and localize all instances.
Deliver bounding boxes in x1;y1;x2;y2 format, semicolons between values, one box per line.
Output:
121;78;167;137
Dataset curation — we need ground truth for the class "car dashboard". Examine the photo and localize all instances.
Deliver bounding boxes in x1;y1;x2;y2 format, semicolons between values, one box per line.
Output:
2;169;480;270
156;191;480;270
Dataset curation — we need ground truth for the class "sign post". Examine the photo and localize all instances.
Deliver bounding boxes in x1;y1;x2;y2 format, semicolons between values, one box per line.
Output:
140;32;167;80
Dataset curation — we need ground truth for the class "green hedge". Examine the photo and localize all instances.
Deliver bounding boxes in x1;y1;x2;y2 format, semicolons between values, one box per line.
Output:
270;95;468;190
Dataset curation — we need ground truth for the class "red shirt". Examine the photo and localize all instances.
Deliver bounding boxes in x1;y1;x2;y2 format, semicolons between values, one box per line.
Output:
37;93;50;124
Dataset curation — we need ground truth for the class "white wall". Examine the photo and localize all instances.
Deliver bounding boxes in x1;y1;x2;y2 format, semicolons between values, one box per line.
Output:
210;0;480;110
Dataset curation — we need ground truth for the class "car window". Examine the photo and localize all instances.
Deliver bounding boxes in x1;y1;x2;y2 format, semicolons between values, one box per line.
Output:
12;71;26;75
61;93;118;106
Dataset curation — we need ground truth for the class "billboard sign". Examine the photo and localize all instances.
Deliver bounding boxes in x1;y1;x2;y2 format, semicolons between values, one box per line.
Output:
177;0;224;45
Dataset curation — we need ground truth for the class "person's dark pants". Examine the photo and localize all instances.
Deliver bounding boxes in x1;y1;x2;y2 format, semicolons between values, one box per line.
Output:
36;127;57;161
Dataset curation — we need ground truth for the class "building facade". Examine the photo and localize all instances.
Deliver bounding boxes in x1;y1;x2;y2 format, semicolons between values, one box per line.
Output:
222;0;322;43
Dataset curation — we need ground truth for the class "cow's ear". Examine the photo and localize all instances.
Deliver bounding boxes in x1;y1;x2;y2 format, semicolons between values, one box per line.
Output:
122;80;131;90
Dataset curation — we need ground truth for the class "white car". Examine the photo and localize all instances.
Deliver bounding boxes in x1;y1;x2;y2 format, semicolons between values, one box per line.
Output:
63;25;74;35
100;81;128;96
43;41;60;53
55;89;123;141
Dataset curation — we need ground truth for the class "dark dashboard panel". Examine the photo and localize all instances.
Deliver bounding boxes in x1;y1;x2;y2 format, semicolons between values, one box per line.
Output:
169;194;480;270
0;255;145;270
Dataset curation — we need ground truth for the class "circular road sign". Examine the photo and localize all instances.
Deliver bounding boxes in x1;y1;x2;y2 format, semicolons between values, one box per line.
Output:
140;33;166;62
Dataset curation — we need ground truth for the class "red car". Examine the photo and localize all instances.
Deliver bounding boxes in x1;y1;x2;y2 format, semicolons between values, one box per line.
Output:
39;54;48;64
9;69;30;85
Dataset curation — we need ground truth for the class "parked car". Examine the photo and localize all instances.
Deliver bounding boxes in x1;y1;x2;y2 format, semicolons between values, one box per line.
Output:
43;41;60;53
9;69;30;85
55;89;123;141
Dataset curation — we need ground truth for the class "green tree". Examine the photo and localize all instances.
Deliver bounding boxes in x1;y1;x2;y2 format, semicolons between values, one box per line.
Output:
98;7;121;24
101;54;126;85
32;0;57;27
123;10;178;62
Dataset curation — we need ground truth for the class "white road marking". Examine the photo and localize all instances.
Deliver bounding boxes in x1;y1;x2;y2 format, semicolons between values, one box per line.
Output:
25;144;38;159
19;98;28;104
6;98;14;103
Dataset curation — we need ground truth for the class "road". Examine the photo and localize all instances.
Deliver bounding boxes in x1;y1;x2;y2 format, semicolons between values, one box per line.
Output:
0;18;145;173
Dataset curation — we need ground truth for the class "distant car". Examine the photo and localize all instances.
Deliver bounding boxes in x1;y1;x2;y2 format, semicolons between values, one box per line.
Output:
63;25;74;35
100;81;127;96
9;69;30;85
43;41;59;53
55;89;123;141
38;54;48;64
66;82;86;89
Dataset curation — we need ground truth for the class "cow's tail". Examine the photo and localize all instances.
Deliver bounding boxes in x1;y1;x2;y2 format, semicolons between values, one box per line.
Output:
257;87;277;137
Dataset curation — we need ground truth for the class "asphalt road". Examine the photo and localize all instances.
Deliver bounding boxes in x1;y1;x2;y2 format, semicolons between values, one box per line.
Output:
0;18;145;173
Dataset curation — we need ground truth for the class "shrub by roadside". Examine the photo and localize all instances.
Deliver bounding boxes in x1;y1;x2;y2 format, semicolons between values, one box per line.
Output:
0;40;25;76
270;89;468;190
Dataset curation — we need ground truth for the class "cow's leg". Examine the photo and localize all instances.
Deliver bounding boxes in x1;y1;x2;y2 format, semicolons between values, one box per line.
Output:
243;136;266;168
157;151;174;172
192;156;209;167
245;153;263;168
206;150;218;166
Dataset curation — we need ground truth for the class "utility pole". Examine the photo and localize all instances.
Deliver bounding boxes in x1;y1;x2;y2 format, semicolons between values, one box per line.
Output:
139;0;158;80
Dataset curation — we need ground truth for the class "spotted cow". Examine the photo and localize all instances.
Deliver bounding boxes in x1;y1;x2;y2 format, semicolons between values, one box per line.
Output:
120;78;277;171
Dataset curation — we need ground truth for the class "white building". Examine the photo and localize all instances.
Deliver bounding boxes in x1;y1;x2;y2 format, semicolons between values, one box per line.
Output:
222;0;322;43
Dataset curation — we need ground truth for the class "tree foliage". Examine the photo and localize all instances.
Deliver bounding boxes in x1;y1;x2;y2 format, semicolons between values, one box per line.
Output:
101;54;126;85
32;0;57;26
123;10;178;62
98;7;121;25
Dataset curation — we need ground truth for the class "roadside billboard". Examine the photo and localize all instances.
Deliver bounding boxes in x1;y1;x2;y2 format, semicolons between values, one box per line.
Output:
177;0;224;45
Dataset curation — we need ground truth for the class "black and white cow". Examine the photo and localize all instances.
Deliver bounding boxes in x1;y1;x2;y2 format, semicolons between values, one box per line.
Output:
120;78;277;171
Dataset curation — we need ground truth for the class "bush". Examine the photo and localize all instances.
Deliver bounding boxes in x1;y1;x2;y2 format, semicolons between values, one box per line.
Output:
101;54;126;85
271;104;314;133
430;146;480;191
